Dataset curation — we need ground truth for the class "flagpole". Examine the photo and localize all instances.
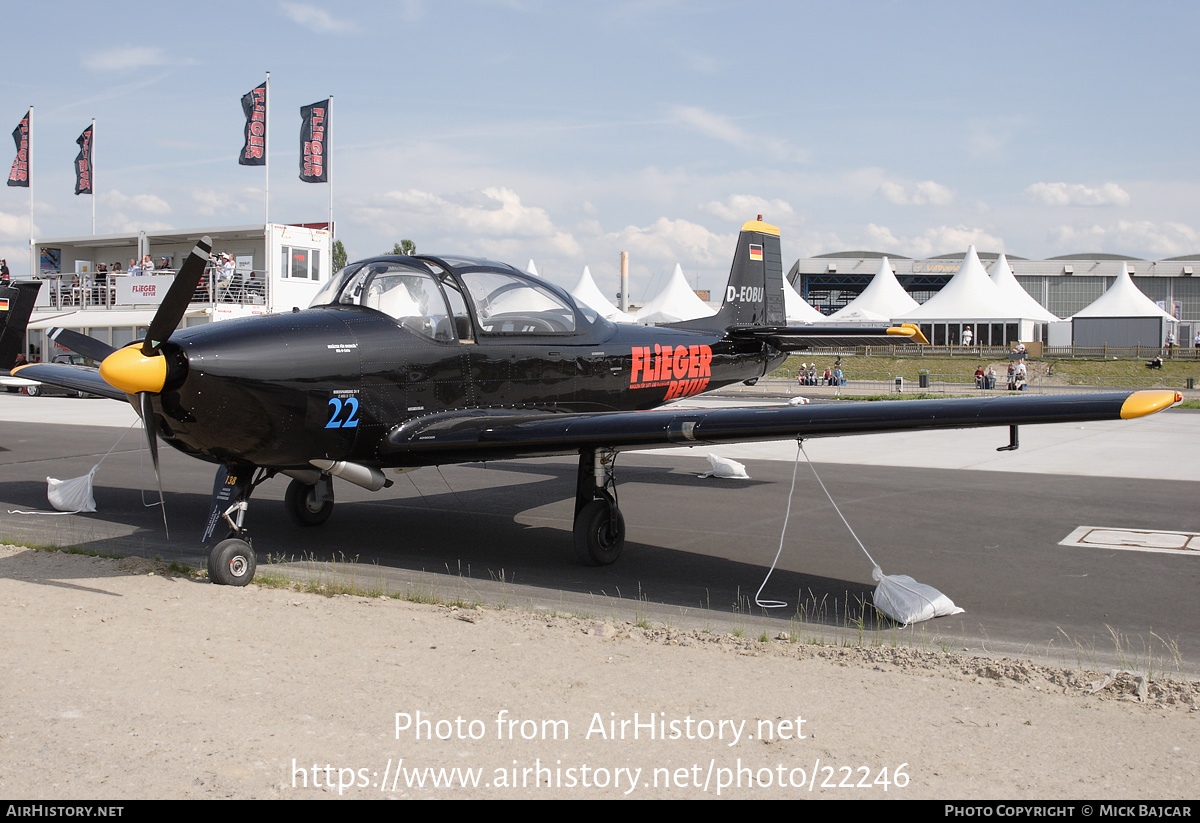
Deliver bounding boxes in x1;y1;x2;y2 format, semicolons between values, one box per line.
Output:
91;118;96;235
28;106;33;279
327;95;334;234
264;71;270;226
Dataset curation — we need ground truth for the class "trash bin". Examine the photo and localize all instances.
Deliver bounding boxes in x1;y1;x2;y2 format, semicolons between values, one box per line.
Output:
1189;377;1194;389
918;371;929;389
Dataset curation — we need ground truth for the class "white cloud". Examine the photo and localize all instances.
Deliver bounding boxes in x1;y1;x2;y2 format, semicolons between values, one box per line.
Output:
279;2;359;34
878;179;955;207
191;189;252;217
863;223;1005;257
0;210;30;238
356;187;581;258
603;217;735;270
82;46;171;72
966;121;1011;161
670;106;809;163
1026;182;1131;207
699;194;794;225
1049;220;1200;258
104;190;171;216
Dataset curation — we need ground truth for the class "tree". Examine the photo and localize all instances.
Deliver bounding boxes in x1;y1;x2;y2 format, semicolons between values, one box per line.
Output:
390;239;416;256
332;239;347;272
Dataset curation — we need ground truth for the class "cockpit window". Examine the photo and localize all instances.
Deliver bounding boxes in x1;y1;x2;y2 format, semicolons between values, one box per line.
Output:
459;271;577;334
308;263;362;308
344;262;457;341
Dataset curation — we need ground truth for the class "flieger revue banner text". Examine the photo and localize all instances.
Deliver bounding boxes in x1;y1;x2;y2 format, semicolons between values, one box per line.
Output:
8;110;29;187
239;83;266;166
74;125;93;195
299;99;328;183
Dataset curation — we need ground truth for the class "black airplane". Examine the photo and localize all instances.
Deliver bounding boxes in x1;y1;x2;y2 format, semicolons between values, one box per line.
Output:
0;219;1180;586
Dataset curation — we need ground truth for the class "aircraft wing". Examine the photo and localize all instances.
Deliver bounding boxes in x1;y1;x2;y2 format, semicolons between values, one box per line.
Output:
383;390;1177;462
9;362;127;401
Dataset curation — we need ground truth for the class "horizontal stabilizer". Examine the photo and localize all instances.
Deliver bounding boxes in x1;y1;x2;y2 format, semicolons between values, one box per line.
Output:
730;323;927;351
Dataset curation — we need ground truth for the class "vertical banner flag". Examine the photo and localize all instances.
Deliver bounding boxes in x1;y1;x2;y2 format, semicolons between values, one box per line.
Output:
299;99;329;183
8;109;29;187
239;83;267;166
74;125;93;195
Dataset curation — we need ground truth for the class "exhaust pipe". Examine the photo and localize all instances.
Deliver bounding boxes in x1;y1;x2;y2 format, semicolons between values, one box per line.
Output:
309;459;393;491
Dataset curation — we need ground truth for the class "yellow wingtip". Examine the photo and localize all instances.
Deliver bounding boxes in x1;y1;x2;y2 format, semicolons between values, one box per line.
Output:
1120;390;1182;419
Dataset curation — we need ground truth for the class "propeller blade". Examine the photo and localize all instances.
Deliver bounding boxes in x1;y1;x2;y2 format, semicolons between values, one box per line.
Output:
142;235;212;356
47;326;117;363
139;390;169;539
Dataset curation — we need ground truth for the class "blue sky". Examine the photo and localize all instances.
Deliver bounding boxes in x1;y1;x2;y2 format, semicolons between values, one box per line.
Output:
3;1;1199;300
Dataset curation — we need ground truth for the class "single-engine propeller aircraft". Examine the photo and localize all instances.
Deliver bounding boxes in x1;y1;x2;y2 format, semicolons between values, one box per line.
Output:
0;219;1180;585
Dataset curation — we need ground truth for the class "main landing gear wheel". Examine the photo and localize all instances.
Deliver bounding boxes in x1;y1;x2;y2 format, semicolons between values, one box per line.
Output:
25;385;39;397
573;499;625;566
285;478;333;526
208;538;257;586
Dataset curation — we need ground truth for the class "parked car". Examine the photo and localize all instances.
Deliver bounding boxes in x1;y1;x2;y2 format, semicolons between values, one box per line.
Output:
1;354;100;398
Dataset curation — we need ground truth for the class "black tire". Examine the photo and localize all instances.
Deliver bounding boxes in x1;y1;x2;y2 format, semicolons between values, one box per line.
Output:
25;385;39;397
208;538;256;586
285;478;333;526
572;499;625;566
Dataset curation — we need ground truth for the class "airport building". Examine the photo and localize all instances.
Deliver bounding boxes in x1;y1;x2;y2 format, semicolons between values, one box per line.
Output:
789;250;1200;346
21;223;331;362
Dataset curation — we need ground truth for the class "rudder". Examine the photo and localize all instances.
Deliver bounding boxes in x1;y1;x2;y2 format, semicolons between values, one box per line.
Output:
0;280;42;369
670;218;785;331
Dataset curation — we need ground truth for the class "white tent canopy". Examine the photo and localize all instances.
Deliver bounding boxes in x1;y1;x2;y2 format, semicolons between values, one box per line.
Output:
989;254;1058;322
1072;263;1177;320
783;277;826;322
570;266;635;323
895;246;1045;344
634;264;715;325
1070;263;1177;348
828;256;918;322
898;247;1024;321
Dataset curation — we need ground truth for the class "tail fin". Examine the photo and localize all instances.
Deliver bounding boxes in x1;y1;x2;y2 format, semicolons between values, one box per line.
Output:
0;280;41;369
670;219;786;331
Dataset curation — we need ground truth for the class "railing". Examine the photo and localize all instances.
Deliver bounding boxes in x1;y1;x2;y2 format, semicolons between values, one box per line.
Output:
32;267;269;310
757;370;1193;396
801;343;1199;360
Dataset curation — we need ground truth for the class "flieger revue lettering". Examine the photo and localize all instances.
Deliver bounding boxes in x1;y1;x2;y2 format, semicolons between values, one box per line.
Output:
630;344;711;399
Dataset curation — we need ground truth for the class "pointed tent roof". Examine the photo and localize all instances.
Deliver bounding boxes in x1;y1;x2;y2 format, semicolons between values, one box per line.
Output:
570;266;635;322
898;246;1026;321
828;256;919;322
1072;263;1177;320
526;259;539;277
634;264;715;325
989;254;1059;322
783;277;826;322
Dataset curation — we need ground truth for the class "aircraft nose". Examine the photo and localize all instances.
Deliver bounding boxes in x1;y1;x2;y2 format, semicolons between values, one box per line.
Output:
99;345;167;394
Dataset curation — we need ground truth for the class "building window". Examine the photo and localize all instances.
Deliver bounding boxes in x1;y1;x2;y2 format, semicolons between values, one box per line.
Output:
281;246;322;280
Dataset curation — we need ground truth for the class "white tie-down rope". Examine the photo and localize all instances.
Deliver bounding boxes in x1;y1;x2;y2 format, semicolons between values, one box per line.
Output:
755;439;951;624
7;419;140;515
796;440;954;624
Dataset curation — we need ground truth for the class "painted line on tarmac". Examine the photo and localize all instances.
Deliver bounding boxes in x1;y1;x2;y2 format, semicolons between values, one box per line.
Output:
1060;526;1200;556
